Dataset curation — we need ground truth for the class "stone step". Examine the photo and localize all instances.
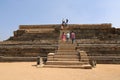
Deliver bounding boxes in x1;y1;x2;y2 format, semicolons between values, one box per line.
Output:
48;58;79;61
58;47;75;50
54;55;79;58
80;56;89;58
47;56;54;59
88;54;120;56
56;52;78;55
57;50;77;53
89;56;120;58
80;59;90;61
46;61;89;65
44;64;92;69
80;54;88;56
58;45;75;48
80;59;89;62
48;57;79;60
59;42;76;45
48;55;79;58
59;41;74;44
58;46;75;48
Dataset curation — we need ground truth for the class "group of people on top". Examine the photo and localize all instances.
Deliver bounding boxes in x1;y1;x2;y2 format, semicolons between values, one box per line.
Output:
61;19;68;29
60;19;75;44
61;31;75;44
62;19;68;26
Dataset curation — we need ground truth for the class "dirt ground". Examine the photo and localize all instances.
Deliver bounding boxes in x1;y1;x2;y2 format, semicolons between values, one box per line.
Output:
0;62;120;80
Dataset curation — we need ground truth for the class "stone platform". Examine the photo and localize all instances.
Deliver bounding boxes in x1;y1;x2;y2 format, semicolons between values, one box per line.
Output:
0;23;119;65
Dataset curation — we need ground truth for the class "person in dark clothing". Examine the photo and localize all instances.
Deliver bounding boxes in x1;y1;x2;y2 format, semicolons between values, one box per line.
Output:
62;19;65;26
65;19;68;26
70;31;75;44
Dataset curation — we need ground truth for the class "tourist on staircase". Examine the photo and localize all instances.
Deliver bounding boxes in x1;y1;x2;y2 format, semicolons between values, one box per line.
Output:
70;31;75;44
66;32;70;42
61;32;66;42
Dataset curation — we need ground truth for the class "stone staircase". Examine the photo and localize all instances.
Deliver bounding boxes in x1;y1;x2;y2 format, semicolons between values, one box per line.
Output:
45;30;92;69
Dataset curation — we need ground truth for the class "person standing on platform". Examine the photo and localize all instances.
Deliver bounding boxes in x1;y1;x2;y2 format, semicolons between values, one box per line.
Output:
61;19;65;30
62;19;65;26
70;31;75;44
66;32;70;42
61;32;66;42
65;19;68;26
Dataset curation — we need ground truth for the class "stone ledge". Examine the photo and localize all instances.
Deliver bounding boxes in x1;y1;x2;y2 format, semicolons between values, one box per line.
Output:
81;64;92;69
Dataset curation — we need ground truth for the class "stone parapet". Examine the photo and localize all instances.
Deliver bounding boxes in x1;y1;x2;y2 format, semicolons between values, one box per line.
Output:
19;23;111;30
19;24;60;29
69;23;112;29
25;29;55;33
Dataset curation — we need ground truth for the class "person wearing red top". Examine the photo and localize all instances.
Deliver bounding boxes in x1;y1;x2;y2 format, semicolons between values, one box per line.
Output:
70;31;75;44
61;32;66;42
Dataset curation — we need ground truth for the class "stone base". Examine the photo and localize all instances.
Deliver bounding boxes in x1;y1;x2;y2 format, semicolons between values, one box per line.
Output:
44;64;92;69
81;64;92;69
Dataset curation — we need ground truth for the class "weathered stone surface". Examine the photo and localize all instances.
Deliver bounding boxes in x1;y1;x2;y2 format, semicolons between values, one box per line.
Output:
0;23;119;64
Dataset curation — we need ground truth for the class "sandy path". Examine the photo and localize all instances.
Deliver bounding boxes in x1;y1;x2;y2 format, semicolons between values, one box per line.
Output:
0;62;120;80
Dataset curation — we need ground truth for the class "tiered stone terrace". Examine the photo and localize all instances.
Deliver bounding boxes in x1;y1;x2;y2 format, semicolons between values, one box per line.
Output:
0;23;120;64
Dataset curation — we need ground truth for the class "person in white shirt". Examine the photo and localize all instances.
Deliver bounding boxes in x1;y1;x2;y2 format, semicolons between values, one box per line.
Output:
66;32;70;42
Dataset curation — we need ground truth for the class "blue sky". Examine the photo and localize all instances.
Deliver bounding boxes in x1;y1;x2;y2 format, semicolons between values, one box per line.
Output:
0;0;120;41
